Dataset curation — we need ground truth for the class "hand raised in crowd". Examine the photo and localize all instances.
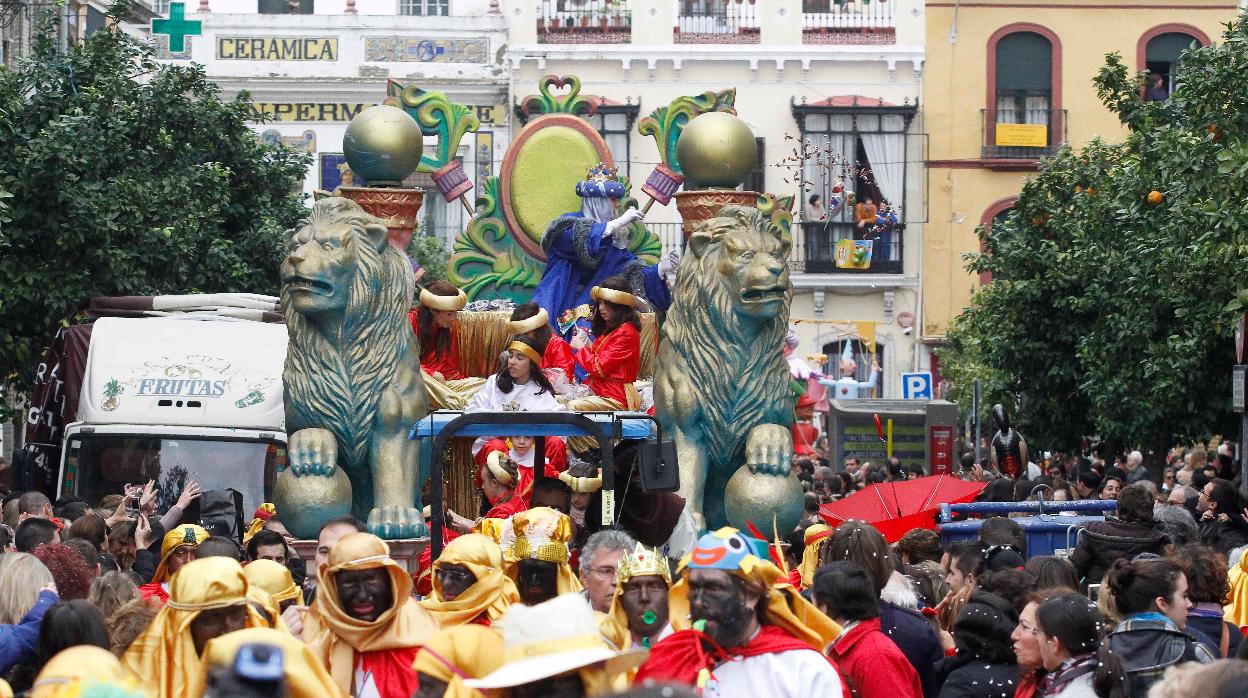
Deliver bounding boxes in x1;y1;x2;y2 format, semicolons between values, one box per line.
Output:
135;513;156;550
281;604;307;637
42;581;58;597
140;479;158;514
105;492;134;530
175;480;203;510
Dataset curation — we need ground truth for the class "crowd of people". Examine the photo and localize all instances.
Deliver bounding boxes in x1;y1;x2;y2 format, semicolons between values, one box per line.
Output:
0;438;1246;698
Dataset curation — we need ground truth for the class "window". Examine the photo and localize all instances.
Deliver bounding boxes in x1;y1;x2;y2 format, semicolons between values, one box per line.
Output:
821;339;884;398
793;104;914;273
584;107;635;177
152;0;170;15
1144;32;1200;97
400;0;449;15
258;0;314;13
994;32;1052;126
979;197;1016;285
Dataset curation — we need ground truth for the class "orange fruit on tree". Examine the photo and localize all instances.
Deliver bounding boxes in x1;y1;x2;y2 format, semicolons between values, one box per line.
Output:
1147;190;1163;205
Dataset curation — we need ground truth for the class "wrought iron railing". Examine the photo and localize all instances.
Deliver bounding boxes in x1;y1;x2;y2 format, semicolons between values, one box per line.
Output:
980;108;1067;159
795;220;903;274
675;0;759;43
801;0;895;42
537;0;632;44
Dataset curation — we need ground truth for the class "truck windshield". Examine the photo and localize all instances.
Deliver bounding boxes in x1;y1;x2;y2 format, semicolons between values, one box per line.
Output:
66;435;280;518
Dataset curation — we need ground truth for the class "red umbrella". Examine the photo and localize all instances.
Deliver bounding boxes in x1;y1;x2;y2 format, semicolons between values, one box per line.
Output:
819;475;987;543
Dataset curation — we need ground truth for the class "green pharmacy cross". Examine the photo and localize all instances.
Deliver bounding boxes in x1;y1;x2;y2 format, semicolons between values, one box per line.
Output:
152;3;201;54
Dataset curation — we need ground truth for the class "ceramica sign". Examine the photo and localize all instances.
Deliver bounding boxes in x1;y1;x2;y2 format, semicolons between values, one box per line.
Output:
218;37;338;61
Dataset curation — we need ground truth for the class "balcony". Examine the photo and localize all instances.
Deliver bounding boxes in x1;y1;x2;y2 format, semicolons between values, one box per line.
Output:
801;0;895;45
675;0;759;44
796;221;903;274
537;0;632;44
981;108;1067;160
651;221;903;275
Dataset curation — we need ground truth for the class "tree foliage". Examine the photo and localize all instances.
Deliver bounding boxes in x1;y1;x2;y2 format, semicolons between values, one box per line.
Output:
939;20;1248;452
0;4;310;409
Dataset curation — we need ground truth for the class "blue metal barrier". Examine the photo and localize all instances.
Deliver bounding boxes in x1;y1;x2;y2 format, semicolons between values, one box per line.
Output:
937;500;1117;558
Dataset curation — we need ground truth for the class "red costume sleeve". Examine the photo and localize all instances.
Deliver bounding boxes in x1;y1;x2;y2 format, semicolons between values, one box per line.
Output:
543;337;576;383
485;495;527;521
544;437;568;476
575;323;640;406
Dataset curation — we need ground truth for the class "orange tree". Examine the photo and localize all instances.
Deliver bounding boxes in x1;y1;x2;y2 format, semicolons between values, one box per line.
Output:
940;19;1248;453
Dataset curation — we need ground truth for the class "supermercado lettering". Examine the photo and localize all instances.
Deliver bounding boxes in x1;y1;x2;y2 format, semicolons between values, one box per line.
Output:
136;378;227;397
217;37;338;61
250;102;369;122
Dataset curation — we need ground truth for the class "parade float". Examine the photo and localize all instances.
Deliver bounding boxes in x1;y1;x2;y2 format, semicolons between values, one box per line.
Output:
278;75;812;550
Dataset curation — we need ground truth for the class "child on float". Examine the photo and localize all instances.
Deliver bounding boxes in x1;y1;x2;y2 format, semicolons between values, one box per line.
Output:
408;279;484;409
568;273;643;413
508;302;576;384
468;334;570;503
448;451;528;534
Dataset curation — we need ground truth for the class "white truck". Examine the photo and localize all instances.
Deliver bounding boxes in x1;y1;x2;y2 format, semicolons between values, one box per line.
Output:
51;299;288;516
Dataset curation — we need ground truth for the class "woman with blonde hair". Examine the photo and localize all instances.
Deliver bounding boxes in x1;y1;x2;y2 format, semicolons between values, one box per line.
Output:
88;572;139;622
0;553;58;674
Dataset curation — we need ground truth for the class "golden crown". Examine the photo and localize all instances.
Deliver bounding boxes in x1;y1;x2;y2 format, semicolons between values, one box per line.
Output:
586;162;618;182
616;542;671;585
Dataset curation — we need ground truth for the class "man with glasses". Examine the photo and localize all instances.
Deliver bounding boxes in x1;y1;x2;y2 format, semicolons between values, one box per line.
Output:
578;529;636;613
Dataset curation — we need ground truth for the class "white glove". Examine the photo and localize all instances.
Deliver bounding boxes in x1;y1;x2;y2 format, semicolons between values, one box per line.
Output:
604;208;645;238
658;248;681;286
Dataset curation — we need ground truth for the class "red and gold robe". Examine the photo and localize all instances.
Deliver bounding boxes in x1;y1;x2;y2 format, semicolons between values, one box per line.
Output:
575;323;640;408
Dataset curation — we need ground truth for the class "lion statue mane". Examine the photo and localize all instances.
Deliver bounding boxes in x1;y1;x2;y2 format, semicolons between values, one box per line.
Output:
653;205;795;528
279;197;429;539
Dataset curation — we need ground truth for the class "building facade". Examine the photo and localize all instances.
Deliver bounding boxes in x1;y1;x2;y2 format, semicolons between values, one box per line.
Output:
506;0;925;396
921;0;1241;389
145;0;509;246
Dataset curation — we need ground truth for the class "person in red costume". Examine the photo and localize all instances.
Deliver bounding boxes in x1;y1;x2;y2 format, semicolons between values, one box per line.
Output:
635;527;848;698
569;274;642;412
508;302;576;384
409;280;483;410
473;434;567;506
793;393;820;457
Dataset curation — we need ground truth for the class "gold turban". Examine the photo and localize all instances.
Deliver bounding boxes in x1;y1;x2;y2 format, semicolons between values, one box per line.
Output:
123;556;267;698
151;524;210;585
558;469;603;494
244;559;304;607
302;532;440;693
420;287;467;311
507;308;549;335
412;625;505;698
420;534;519;627
668;527;841;651
1226;554;1248;627
590;285;638;308
504;507;582;596
798;524;832;589
243;503;277;545
32;646;140;698
190;627;345;698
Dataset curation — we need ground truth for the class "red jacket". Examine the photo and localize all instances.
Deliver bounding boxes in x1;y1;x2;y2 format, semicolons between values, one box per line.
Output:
827;618;923;698
575;323;640;407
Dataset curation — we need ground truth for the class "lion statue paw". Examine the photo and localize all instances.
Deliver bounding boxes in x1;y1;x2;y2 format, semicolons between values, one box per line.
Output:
745;423;793;477
368;505;427;540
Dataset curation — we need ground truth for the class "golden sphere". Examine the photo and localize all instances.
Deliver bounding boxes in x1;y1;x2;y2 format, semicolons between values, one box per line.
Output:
273;467;353;540
723;466;804;534
676;112;758;190
343;105;424;185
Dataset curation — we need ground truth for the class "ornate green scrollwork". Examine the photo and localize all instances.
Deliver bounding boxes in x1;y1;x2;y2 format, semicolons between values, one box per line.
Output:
518;75;599;118
637;89;737;173
387;80;480;172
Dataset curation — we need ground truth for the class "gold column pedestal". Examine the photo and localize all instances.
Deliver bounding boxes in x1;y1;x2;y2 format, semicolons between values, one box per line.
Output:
336;185;426;252
675;189;760;236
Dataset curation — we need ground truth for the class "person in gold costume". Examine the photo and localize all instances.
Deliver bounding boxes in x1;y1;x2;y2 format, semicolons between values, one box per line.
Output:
123;557;268;698
302;532;439;697
504;507;582;606
421;533;518;627
412;624;505;698
604;543;673;650
193;627;345;698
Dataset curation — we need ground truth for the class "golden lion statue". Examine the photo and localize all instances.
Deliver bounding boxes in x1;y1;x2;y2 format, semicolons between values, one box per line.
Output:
653;205;795;529
280;197;429;539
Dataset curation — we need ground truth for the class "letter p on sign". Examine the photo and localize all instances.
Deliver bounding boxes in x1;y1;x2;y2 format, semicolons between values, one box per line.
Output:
902;372;932;400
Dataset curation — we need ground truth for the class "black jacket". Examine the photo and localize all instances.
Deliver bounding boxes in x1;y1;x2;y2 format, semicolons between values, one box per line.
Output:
879;600;945;698
1108;616;1215;697
934;654;1019;698
1069;518;1168;585
1198;519;1248;556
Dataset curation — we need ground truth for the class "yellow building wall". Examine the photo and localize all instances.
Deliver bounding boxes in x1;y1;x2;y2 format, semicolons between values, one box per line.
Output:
921;0;1239;338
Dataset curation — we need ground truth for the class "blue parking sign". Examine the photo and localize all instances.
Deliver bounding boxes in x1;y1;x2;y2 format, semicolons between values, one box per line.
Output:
902;372;932;400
